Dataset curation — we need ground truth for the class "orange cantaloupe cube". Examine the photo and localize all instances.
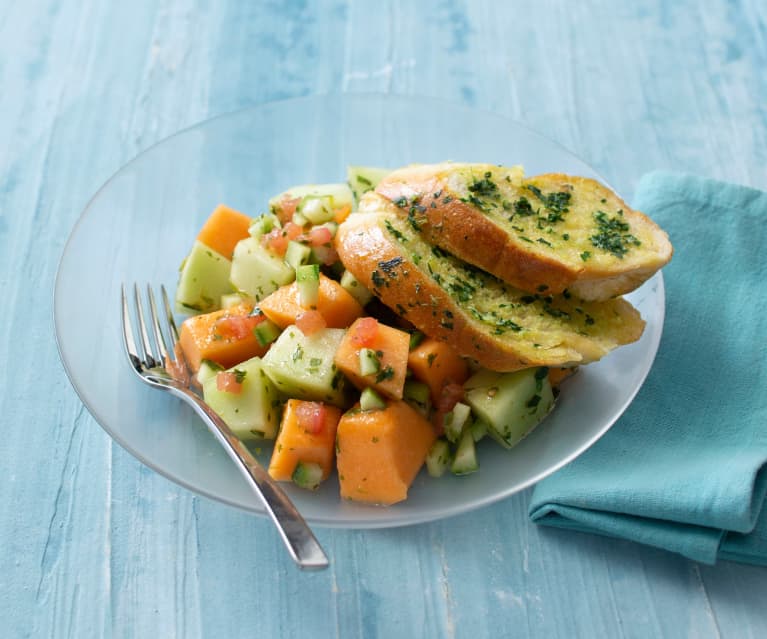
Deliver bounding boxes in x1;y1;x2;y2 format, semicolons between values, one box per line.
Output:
336;400;437;505
548;366;577;387
178;302;268;372
334;319;410;399
334;203;352;223
268;399;342;482
259;274;363;329
196;204;252;259
407;338;469;402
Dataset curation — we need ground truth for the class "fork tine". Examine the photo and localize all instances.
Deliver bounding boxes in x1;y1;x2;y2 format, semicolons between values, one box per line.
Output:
133;283;158;368
147;284;169;364
160;284;181;354
121;284;143;372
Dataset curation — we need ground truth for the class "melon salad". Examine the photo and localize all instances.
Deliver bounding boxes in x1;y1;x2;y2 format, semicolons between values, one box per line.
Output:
173;167;559;506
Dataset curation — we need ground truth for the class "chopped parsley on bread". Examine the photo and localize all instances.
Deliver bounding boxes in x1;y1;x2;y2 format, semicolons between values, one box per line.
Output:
336;193;645;372
375;162;672;301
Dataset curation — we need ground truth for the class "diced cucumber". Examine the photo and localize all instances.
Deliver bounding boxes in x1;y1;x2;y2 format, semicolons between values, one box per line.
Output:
196;359;224;386
403;379;430;416
451;430;479;475
292;461;323;490
248;213;280;239
254;319;281;347
296;264;320;308
470;416;489;442
464;367;555;449
426;438;452;478
202;357;281;440
220;292;254;309
291;211;309;227
340;270;373;306
360;387;386;411
359;348;381;376
284;240;311;270
347;165;391;203
408;330;425;350
443;402;471;443
298;195;335;225
269;183;353;219
230;236;295;302
261;326;348;407
175;240;232;314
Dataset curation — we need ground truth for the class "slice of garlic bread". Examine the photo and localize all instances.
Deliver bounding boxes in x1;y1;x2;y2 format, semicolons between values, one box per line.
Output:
336;194;645;372
375;162;672;301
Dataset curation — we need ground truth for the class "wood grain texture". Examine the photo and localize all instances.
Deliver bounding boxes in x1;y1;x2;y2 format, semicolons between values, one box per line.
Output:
1;1;766;637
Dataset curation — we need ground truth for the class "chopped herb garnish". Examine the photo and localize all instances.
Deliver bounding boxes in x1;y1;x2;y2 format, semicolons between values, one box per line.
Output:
371;270;386;288
378;256;403;275
526;394;542;408
407;208;422;231
375;366;395;383
589;210;641;258
513;197;535;217
467;174;498;198
384;220;407;242
525;184;572;217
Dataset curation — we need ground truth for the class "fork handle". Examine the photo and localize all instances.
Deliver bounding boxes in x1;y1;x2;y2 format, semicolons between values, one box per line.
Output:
167;385;329;570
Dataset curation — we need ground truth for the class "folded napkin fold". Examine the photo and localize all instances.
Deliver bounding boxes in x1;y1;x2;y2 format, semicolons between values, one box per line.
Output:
529;171;767;565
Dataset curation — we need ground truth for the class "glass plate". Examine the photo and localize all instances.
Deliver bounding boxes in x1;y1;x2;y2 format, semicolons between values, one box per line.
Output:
54;94;664;528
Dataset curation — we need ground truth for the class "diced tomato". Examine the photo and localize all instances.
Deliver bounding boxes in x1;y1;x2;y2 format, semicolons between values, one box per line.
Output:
350;317;379;347
262;227;288;255
276;196;301;224
437;382;464;413
311;244;339;265
216;371;244;394
308;226;333;246
283;221;304;239
295;401;326;434
262;222;305;256
214;314;264;340
295;310;327;336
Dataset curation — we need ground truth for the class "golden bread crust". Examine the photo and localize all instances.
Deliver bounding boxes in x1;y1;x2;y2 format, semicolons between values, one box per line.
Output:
336;199;645;372
375;163;672;301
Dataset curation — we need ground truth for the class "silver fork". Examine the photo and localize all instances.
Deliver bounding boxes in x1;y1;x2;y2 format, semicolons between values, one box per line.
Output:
121;283;329;570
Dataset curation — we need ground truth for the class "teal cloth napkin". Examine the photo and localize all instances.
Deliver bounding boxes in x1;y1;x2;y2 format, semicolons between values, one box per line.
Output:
529;171;767;565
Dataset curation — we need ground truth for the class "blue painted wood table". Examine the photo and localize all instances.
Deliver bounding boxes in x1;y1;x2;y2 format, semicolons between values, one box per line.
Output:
2;1;766;637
